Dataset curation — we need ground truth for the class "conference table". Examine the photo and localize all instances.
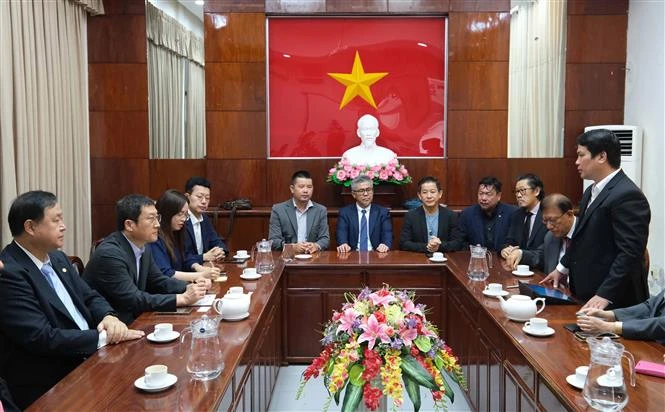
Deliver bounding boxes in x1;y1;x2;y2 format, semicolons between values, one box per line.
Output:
28;251;664;411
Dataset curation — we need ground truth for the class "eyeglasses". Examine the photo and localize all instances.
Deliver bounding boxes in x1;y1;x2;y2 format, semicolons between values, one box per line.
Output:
542;215;564;226
193;194;210;202
145;214;162;224
352;188;374;195
176;211;189;221
514;187;532;196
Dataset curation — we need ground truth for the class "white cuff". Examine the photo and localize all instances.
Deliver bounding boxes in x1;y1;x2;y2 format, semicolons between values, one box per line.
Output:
556;263;569;275
97;330;107;349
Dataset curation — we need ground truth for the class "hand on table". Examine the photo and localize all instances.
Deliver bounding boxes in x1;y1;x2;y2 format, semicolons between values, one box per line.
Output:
505;249;523;270
426;236;441;253
577;315;614;334
203;247;225;262
179;282;208;306
97;315;144;344
337;243;351;253
375;244;389;253
582;295;610;311
501;246;518;259
539;269;567;288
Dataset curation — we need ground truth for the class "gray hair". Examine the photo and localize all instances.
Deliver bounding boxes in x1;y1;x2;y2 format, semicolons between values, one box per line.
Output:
351;175;373;191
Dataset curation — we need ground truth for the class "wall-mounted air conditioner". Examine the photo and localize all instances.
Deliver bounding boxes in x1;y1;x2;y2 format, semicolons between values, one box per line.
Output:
581;125;643;192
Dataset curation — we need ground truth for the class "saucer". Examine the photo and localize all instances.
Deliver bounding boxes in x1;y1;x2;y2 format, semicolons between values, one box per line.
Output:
522;326;555;337
233;254;250;260
134;373;177;392
429;257;448;263
147;331;180;343
512;270;534;277
240;273;262;280
596;374;623;387
223;312;250;321
482;289;510;298
294;254;312;260
566;374;585;390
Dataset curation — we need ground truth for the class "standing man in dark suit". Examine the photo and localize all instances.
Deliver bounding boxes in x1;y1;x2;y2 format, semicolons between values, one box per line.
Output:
0;191;143;409
506;194;576;273
541;129;651;310
458;176;517;252
85;194;208;324
183;177;228;269
336;175;392;253
399;176;464;253
501;173;547;260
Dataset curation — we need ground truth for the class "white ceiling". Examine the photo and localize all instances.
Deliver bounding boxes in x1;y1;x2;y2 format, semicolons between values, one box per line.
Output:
177;0;203;22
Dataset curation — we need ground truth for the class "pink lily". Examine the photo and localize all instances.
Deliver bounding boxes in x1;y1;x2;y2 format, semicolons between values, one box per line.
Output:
336;308;358;335
358;314;391;350
398;325;418;347
402;299;423;316
368;291;396;307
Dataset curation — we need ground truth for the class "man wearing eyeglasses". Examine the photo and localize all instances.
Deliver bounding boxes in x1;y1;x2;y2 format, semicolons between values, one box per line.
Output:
500;173;548;260
505;193;576;273
85;194;208;324
183;177;227;268
336;175;393;253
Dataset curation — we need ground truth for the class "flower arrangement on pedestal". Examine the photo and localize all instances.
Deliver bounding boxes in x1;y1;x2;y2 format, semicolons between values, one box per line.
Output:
327;158;412;187
296;286;465;412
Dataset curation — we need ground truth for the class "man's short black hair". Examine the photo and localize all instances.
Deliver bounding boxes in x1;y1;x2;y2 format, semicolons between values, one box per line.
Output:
417;176;441;191
577;129;622;169
184;177;211;194
116;194;154;231
542;193;573;214
478;176;502;193
8;191;58;237
516;173;545;201
291;170;312;184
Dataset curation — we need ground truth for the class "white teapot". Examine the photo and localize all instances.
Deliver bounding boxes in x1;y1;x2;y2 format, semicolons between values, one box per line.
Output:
497;294;545;322
213;288;252;320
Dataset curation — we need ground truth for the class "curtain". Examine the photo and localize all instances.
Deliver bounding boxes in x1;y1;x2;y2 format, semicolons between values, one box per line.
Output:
0;0;101;260
508;0;567;157
187;60;206;158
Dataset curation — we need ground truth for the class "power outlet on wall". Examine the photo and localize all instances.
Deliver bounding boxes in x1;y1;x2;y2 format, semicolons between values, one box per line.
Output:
647;265;664;295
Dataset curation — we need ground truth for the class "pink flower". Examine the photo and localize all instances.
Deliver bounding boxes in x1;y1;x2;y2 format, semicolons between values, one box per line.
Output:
329;168;337;175
402;299;423;316
386;166;396;174
368;291;396;307
399;166;408;175
336;170;347;180
398;325;418;347
336;308;358;335
341;158;350;166
358;314;391;350
343;164;352;172
366;170;375;180
388;158;398;166
371;165;382;172
393;172;403;181
349;169;360;179
379;171;389;181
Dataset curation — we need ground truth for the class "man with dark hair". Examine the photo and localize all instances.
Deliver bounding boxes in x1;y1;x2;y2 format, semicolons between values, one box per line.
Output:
542;129;651;310
183;177;227;267
0;191;143;409
268;170;330;252
458;176;517;252
500;173;547;259
85;194;208;324
336;175;392;253
506;193;576;273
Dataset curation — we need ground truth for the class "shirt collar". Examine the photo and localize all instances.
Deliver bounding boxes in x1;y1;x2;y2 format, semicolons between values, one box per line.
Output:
593;168;621;195
293;199;313;212
14;240;49;270
565;217;577;239
188;209;204;224
528;202;540;216
121;232;145;260
356;203;372;213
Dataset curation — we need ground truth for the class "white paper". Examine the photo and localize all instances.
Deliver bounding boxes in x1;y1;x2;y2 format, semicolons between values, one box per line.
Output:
191;294;216;306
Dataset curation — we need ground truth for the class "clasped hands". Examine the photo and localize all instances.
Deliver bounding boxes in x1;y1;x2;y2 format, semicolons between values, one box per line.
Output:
426;236;442;253
293;242;320;254
336;243;389;253
203;246;225;262
98;315;143;344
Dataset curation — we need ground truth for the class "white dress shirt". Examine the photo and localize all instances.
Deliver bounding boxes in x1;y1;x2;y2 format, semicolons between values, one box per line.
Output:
189;210;205;254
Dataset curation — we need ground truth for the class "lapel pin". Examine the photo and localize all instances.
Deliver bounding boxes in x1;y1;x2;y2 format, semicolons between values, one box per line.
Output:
62;268;67;273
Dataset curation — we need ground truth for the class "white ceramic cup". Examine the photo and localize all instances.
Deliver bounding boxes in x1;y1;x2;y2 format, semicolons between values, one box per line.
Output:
485;283;503;294
242;268;257;277
228;286;243;295
516;264;530;273
432;252;444;260
153;323;173;339
236;250;249;257
575;366;589;383
524;317;548;332
144;364;168;387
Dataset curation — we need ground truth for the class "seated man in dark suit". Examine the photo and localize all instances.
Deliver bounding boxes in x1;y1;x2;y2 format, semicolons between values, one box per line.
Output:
183;177;228;269
458;176;517;252
0;191;143;409
500;173;547;260
336;175;392;253
506;194;576;273
85;194;208;324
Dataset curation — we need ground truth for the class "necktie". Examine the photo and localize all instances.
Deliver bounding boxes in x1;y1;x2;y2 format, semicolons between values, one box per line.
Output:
359;209;368;251
521;212;532;249
563;237;572;251
41;263;89;330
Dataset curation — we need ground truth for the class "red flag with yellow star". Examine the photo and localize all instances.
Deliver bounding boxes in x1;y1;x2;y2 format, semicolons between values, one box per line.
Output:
268;18;446;158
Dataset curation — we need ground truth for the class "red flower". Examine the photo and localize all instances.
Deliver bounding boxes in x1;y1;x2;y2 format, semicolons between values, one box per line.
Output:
363;383;382;410
361;348;383;381
374;311;386;323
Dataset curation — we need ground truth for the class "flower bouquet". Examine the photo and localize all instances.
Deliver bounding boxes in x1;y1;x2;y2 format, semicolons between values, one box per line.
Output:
296;286;465;412
327;158;412;187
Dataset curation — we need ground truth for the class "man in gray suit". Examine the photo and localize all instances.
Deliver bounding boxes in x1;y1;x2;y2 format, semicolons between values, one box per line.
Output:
268;170;330;253
506;194;575;274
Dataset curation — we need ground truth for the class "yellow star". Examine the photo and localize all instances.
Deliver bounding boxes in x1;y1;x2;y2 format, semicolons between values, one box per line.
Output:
328;51;388;110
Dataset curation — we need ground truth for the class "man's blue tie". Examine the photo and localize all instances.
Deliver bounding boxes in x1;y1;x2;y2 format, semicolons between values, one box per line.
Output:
359;209;368;251
41;263;89;330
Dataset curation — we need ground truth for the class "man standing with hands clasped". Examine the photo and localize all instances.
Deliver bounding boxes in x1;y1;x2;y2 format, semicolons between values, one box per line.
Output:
540;129;651;310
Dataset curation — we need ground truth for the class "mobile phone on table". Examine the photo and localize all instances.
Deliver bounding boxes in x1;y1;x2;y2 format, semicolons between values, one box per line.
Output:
574;331;619;342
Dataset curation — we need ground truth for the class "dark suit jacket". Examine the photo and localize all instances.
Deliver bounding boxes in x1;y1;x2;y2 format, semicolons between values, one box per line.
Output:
149;236;185;277
458;203;517;252
0;376;19;412
0;243;112;409
399;206;464;253
84;231;188;324
501;206;547;251
336;203;393;250
520;231;562;273
613;288;665;344
183;214;227;269
562;170;650;308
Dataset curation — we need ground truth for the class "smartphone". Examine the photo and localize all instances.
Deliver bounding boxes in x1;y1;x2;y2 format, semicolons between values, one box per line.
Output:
574;331;619;342
564;323;581;333
156;307;193;315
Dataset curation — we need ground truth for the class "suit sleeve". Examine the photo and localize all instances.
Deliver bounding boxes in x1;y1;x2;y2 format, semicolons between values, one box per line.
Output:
145;254;188;294
520;241;544;271
595;190;650;303
336;209;351;246
202;217;228;253
440;210;464;252
268;205;285;250
0;266;99;357
183;231;204;269
399;212;427;252
614;292;665;342
380;208;393;248
313;207;330;251
149;240;176;277
501;212;521;250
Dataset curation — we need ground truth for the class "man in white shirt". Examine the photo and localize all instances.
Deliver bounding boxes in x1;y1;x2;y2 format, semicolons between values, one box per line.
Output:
183;177;227;268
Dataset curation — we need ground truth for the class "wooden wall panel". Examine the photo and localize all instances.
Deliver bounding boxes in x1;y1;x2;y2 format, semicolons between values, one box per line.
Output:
448;12;510;61
265;159;342;207
563;110;623;157
449;0;509;12
206;160;268;206
91;205;118;245
102;0;145;15
148;160;207;199
265;0;326;14
566;15;627;63
89;111;149;158
87;15;146;63
206;111;267;159
446;159;510;207
204;13;266;63
326;0;388;13
205;0;265;13
205;63;266;111
448;62;508;110
565;64;625;111
567;0;628;15
90;158;150;205
387;0;449;13
89;64;148;111
447;111;507;158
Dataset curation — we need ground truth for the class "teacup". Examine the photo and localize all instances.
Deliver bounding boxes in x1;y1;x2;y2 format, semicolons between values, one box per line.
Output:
485;283;503;294
236;250;249;258
432;252;444;260
516;264;530;274
144;364;168;387
227;286;243;295
575;366;589;384
524;317;548;332
242;268;257;277
154;323;173;339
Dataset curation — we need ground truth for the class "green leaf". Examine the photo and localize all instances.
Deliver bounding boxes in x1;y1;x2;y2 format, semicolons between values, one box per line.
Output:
434;353;444;371
414;336;432;353
403;374;422;412
400;355;437;390
334;381;344;405
341;381;363;412
440;371;455;403
349;363;365;387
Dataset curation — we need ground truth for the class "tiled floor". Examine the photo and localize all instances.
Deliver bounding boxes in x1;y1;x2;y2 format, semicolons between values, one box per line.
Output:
268;366;472;411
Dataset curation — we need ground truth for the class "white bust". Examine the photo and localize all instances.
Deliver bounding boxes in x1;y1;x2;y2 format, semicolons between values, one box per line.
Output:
341;114;397;167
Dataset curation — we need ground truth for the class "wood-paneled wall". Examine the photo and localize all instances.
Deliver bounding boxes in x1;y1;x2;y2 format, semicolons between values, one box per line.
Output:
88;0;627;241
